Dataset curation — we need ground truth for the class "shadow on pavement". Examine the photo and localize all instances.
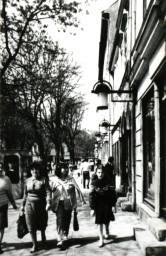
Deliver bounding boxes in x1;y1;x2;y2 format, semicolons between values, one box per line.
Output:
113;235;134;243
2;241;32;253
2;239;58;252
65;236;99;248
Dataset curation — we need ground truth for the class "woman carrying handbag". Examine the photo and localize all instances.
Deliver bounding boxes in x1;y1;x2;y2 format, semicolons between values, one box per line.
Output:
20;162;51;253
49;163;86;248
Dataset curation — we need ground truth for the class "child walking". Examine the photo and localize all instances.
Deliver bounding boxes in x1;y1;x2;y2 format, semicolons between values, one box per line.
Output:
89;165;117;247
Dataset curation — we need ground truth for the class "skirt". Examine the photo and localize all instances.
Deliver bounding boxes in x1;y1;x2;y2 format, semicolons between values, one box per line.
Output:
0;204;8;229
25;199;48;232
95;204;115;224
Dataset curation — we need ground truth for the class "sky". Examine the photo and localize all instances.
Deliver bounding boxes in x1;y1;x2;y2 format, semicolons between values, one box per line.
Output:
47;0;115;131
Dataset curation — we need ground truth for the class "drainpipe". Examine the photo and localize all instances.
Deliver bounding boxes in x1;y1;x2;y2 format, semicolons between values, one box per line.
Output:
131;91;136;211
154;83;160;218
129;0;136;211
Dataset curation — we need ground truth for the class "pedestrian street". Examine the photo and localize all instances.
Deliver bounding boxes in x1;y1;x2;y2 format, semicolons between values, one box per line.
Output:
1;174;142;256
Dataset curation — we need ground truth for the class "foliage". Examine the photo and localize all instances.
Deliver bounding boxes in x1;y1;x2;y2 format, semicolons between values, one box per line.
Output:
2;29;86;163
75;129;96;159
1;0;93;77
1;0;94;162
62;95;87;162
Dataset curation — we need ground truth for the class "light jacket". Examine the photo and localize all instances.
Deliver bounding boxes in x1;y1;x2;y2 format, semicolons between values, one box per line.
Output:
49;175;85;211
0;175;15;207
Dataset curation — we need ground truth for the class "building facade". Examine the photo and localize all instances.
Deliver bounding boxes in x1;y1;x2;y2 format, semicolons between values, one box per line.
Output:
92;0;166;242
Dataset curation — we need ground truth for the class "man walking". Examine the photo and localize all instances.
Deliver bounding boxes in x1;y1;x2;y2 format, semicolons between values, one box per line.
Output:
80;159;91;189
104;156;116;187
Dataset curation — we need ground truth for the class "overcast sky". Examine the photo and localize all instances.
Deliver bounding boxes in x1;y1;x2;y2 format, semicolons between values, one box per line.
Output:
47;0;115;131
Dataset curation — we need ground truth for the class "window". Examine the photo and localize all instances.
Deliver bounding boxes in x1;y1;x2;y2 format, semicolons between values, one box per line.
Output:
143;88;155;206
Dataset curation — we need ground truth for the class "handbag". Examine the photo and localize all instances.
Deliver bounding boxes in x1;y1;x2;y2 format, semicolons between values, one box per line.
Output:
73;208;79;231
17;214;28;239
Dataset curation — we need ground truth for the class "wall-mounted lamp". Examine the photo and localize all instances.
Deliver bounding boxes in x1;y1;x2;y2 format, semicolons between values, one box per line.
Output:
91;80;134;107
91;80;112;110
94;142;98;148
99;119;111;134
95;132;102;142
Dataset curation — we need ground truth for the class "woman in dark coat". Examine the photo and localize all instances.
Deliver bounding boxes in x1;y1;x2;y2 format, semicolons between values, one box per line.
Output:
89;165;117;247
20;162;51;253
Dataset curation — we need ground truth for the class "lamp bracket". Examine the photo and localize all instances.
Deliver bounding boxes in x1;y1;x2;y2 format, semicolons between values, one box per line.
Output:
111;90;134;102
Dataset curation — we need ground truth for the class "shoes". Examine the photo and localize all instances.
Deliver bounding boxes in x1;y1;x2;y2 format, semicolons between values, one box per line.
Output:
105;233;110;239
57;240;63;247
98;240;104;247
30;247;37;253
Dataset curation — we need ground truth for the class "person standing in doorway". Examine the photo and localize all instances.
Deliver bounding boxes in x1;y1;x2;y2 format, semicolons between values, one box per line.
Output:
80;159;91;189
0;162;17;254
104;156;116;186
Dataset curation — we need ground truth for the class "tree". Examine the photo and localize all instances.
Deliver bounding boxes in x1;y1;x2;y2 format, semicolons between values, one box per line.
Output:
62;95;87;163
41;49;83;166
0;0;94;151
2;30;57;160
75;130;96;159
1;0;93;77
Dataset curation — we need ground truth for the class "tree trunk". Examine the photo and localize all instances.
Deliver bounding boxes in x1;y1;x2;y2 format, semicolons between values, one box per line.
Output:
69;140;75;164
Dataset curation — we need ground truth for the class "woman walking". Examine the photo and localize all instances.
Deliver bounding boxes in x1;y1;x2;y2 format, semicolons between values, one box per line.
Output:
20;161;51;253
0;162;17;254
49;163;86;248
89;165;117;247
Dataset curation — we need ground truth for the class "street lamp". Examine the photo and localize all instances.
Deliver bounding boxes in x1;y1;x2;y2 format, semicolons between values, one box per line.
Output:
99;119;111;135
99;119;115;157
95;132;102;142
94;142;98;148
91;79;134;107
91;80;112;110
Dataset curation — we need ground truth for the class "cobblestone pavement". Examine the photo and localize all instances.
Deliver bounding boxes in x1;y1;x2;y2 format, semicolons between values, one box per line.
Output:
2;174;142;256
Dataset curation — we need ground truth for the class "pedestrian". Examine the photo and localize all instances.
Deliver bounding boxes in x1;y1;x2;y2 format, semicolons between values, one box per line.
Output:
104;156;116;186
68;164;74;177
91;159;102;182
49;163;86;248
0;162;17;254
20;161;51;253
89;165;117;247
80;158;91;189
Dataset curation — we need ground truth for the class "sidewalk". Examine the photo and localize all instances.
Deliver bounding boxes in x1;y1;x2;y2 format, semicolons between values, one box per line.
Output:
2;175;143;256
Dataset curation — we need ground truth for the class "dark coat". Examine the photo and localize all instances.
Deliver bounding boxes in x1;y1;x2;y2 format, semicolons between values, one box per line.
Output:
104;162;115;186
89;176;117;210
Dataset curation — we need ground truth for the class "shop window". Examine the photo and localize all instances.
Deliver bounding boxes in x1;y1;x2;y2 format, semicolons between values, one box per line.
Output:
143;88;155;206
4;155;19;184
